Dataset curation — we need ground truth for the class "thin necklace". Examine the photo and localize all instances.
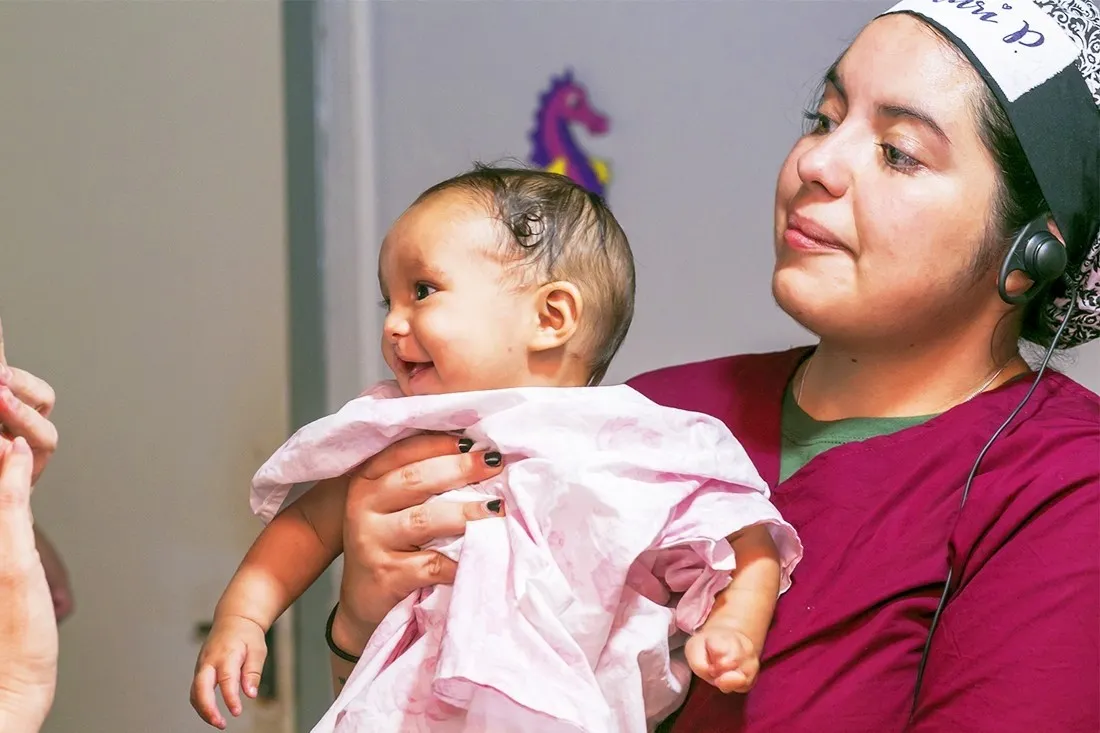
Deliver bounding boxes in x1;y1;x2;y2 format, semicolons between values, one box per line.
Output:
796;353;1012;413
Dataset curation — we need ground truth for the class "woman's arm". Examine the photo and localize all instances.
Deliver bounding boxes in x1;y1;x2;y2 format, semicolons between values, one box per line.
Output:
907;471;1099;731
327;433;506;695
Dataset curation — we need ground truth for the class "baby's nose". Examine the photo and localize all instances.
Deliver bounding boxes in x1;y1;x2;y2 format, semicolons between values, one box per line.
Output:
383;311;410;341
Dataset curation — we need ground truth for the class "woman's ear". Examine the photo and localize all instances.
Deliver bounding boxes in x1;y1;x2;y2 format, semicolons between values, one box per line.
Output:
1045;216;1065;244
529;281;583;352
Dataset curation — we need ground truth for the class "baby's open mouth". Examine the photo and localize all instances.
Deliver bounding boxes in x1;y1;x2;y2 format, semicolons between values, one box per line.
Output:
405;361;433;379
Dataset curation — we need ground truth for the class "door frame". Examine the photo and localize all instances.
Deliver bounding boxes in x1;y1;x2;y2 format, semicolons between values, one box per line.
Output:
284;0;385;728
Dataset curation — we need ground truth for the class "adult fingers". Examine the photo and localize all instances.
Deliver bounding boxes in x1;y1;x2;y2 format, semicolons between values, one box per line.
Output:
357;449;505;516
0;389;57;485
0;438;35;554
4;367;56;419
390;497;504;550
404;549;460;588
0;387;57;445
355;433;473;481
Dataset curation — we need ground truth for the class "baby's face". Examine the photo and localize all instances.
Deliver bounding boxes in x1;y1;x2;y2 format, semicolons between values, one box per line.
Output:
378;191;541;397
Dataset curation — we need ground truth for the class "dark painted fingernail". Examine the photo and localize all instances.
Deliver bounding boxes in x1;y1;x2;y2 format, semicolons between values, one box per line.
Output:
484;451;502;467
486;499;502;514
457;437;474;453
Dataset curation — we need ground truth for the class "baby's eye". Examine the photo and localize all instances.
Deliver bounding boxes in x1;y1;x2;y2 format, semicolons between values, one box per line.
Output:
415;283;437;301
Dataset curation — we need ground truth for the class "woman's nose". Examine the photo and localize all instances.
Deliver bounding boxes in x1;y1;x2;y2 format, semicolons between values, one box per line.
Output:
795;129;853;200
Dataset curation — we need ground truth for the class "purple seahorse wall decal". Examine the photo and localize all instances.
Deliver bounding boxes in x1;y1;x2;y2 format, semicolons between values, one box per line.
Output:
528;69;611;198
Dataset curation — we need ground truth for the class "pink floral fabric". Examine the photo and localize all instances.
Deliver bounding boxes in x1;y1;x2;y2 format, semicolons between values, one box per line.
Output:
251;382;803;733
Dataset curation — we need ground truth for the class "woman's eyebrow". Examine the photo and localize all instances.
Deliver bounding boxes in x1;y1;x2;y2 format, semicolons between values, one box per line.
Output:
879;103;951;145
828;67;951;146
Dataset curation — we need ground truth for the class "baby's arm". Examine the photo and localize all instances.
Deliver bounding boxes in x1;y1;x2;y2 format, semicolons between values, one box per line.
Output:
190;476;347;729
685;524;781;694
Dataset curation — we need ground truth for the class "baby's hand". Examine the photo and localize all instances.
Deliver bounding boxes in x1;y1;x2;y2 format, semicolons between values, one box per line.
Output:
685;626;760;694
190;615;268;729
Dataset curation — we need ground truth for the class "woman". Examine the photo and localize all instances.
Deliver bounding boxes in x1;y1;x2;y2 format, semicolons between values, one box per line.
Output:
0;317;62;732
325;1;1099;730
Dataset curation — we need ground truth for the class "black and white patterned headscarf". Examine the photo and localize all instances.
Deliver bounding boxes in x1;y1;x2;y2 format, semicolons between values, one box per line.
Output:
882;0;1100;347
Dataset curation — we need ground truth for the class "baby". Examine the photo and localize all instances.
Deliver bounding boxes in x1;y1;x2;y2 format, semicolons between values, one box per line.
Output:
191;165;801;732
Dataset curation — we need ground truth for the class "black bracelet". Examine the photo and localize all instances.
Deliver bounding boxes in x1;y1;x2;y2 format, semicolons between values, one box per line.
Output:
325;603;362;664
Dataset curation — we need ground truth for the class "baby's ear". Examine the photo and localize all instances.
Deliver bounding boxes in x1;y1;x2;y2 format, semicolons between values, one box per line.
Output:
530;281;583;352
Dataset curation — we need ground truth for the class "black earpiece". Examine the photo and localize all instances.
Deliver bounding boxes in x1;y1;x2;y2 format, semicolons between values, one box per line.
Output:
997;217;1067;305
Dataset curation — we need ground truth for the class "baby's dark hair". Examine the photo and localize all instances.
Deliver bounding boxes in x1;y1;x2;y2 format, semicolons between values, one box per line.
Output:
414;163;635;385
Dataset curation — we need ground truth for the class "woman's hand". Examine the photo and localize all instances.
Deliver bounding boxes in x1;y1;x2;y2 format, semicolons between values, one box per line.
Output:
0;317;58;484
329;433;506;657
0;438;58;732
33;528;74;623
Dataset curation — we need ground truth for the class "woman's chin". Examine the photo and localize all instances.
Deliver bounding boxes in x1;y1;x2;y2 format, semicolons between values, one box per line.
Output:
772;270;848;339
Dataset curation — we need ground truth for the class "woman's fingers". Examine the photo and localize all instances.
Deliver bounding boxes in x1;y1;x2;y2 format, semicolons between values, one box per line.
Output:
404;549;460;588
355;432;472;481
392;498;504;550
0;385;58;484
0;438;35;557
0;316;55;416
4;367;56;419
0;316;58;485
337;432;506;631
346;549;463;610
355;447;504;515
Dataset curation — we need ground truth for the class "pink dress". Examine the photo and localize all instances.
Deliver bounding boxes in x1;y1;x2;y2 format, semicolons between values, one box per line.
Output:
251;382;802;733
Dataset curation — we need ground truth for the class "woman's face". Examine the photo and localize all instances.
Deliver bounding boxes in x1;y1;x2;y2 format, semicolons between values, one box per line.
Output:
773;14;1005;347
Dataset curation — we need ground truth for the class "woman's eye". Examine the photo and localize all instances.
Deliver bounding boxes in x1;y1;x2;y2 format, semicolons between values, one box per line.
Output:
879;143;921;171
802;110;837;135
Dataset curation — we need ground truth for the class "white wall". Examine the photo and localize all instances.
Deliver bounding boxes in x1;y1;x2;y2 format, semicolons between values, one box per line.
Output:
334;0;1096;392
0;2;293;731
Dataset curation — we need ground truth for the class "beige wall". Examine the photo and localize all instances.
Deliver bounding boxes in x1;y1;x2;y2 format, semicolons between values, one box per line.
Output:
0;2;291;731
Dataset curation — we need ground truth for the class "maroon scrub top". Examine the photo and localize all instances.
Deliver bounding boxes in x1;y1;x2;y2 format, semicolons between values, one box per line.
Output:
630;348;1099;733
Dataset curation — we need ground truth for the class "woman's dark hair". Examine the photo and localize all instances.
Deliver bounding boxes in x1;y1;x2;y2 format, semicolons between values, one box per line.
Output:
953;39;1060;349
